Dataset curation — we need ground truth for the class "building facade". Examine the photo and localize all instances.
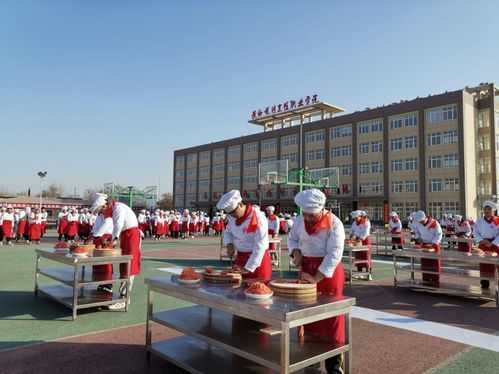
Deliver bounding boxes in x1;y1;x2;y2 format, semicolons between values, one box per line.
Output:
173;84;499;222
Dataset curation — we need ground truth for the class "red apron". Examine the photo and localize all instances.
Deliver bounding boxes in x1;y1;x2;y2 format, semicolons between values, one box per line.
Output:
301;256;345;345
234;250;272;282
119;227;141;278
29;223;41;241
421;243;441;285
391;229;405;245
92;234;113;281
181;222;189;233
170;221;179;232
2;220;13;238
66;221;78;237
189;222;196;233
58;218;68;235
279;220;287;234
17;219;27;237
41;223;46;234
354;237;372;271
478;242;499;278
268;229;276;251
457;236;472;253
24;221;30;237
139;223;148;234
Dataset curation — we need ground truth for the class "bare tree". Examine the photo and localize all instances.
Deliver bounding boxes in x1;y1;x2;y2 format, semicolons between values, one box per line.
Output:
157;193;174;210
41;183;64;198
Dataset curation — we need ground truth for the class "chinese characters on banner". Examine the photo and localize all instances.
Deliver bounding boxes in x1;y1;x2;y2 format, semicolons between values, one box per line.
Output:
251;94;319;120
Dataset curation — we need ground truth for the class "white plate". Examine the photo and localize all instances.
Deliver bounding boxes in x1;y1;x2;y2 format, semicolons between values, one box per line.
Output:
245;291;273;300
65;253;88;259
177;278;201;285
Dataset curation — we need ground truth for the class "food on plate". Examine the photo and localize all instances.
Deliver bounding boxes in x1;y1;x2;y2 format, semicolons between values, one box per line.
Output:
54;241;68;249
179;267;201;280
72;246;88;254
246;282;273;295
204;267;214;274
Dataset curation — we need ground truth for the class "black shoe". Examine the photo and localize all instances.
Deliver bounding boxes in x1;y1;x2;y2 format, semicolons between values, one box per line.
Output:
481;280;490;289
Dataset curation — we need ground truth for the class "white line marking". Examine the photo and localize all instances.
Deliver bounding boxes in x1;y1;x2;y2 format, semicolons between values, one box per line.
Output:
352;306;499;352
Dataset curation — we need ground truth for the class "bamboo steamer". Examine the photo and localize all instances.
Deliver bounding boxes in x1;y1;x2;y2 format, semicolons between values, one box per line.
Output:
202;270;242;284
269;279;317;298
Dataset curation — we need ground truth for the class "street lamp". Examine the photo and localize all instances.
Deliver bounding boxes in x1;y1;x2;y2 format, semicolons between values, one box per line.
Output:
37;171;47;209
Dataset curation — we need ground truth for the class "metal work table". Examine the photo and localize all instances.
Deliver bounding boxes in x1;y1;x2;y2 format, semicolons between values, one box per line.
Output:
393;247;499;306
343;244;372;286
35;248;132;320
145;275;355;374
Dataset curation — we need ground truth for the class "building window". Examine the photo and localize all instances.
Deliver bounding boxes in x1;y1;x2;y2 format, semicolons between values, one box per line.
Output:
281;152;298;164
359;123;370;134
479;135;491;151
405;158;418;170
391;159;403;171
478;111;490;128
426;104;458;124
305;130;325;144
244;142;258;153
405;136;417;149
429;179;443;192
306;150;315;161
428;156;442;169
175;170;185;178
198;166;209;178
405;180;418;193
281;134;298;147
331;125;352;139
261;139;277;152
175;183;184;193
390;138;403;151
371;119;383;132
480;158;491;173
371;161;383;174
186;168;197;178
227;162;240;173
391;181;403;193
359;143;369;154
228;145;241;158
359;182;383;195
428;132;442;146
444;178;459;192
187;153;197;163
199;151;210;162
306;150;325;161
261;156;277;163
331;145;352;158
359;163;370;174
390;118;403;129
244;159;258;168
443;154;459;168
212;165;224;174
442;130;458;144
243;175;257;185
341;165;352;176
371;141;382;153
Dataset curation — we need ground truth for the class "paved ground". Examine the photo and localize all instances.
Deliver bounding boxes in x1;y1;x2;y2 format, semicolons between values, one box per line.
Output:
1;232;499;373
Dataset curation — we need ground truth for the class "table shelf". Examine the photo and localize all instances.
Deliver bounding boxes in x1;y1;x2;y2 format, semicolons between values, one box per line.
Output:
37;284;127;309
152;305;347;372
39;267;124;287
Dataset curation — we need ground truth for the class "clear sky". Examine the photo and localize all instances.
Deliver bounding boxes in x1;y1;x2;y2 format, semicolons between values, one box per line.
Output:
1;1;498;197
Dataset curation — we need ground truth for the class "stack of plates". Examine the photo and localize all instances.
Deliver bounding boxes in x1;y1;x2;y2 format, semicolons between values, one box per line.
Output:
269;279;317;299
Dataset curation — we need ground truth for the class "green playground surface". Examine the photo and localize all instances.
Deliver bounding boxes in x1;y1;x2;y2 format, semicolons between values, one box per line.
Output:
1;237;498;373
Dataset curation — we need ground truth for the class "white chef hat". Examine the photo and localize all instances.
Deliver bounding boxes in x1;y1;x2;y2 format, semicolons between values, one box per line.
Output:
141;209;146;213
216;190;242;212
414;210;427;222
483;200;497;210
390;211;398;217
90;193;108;213
455;214;463;221
294;189;326;214
350;210;362;218
7;204;12;209
266;205;275;212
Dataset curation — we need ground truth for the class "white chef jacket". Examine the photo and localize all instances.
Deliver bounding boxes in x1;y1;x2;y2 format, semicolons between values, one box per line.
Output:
350;219;371;240
455;220;472;237
287;213;345;278
137;213;147;224
92;214;113;237
112;202;138;239
67;213;79;223
389;218;402;233
286;218;294;231
267;215;280;233
413;218;442;245
223;206;269;273
2;212;14;224
473;216;499;246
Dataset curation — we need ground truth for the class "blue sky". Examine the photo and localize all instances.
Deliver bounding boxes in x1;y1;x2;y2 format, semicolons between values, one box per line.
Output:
1;1;498;196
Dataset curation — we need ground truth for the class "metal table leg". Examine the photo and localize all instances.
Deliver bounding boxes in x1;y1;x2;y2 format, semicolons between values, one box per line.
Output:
344;312;352;374
72;265;79;320
34;254;40;296
146;288;153;362
393;251;397;287
125;259;131;312
280;321;290;374
349;249;353;287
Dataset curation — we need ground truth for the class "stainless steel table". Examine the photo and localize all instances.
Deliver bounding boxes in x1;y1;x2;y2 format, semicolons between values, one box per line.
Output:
393;247;499;306
145;275;355;374
35;248;133;320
